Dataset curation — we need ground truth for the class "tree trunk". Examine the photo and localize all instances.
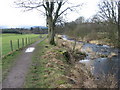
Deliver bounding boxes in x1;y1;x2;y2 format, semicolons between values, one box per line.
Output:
48;16;55;45
49;24;55;45
118;1;120;32
118;1;120;48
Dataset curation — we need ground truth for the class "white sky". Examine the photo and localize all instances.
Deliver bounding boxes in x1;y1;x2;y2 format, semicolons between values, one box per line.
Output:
0;0;100;28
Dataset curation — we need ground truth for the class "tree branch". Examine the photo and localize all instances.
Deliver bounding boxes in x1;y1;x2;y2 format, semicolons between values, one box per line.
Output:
53;1;62;23
58;4;81;17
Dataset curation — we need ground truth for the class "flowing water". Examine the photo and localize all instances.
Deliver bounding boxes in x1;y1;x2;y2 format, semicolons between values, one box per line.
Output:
62;35;120;85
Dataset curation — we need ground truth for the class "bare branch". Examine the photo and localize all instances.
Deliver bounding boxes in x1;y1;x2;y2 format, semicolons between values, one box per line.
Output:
98;0;118;24
53;1;62;23
58;4;81;17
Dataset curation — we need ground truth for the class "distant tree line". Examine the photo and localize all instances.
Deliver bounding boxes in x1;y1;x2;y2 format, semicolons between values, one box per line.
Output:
2;29;22;34
2;27;48;34
30;27;48;34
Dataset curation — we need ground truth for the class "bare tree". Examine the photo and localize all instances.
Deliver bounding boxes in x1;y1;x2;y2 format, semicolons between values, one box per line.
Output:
98;0;118;24
75;16;85;24
15;0;82;45
97;0;120;47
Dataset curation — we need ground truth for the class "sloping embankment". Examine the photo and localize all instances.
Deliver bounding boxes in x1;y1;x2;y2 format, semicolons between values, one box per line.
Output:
24;36;118;88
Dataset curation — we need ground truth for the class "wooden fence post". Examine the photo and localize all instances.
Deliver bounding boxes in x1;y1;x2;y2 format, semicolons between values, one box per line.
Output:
26;38;27;45
28;37;30;44
33;38;34;42
36;37;37;41
29;38;31;44
34;37;35;42
10;40;13;51
31;38;33;43
18;39;19;49
29;38;30;44
22;38;24;47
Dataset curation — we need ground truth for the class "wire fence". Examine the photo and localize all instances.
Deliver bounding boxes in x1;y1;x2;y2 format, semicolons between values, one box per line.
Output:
9;36;40;52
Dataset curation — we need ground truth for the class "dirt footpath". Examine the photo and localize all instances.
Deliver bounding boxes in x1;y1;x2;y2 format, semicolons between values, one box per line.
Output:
2;37;46;88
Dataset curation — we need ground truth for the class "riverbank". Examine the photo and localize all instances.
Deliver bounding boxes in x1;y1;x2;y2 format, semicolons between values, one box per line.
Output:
24;38;93;88
56;35;118;88
63;34;119;48
24;36;118;88
24;39;73;88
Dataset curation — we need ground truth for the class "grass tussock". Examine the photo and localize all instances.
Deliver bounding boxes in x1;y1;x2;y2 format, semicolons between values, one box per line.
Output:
69;63;118;88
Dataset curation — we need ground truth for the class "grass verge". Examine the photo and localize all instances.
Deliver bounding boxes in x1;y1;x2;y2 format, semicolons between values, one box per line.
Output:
2;49;22;80
24;39;73;88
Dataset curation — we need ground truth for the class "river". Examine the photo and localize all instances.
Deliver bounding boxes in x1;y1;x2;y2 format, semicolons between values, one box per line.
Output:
62;35;120;86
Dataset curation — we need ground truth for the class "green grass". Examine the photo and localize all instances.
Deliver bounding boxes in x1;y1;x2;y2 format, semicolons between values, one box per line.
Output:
2;34;41;56
1;33;46;81
24;40;50;88
0;60;2;83
24;39;71;88
2;49;21;81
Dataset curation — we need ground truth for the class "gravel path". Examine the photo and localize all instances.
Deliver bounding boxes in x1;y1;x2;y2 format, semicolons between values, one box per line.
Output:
2;37;46;88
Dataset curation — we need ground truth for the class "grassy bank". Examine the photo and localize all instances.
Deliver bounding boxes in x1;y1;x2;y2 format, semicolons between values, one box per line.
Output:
24;39;74;88
24;37;118;88
65;31;119;48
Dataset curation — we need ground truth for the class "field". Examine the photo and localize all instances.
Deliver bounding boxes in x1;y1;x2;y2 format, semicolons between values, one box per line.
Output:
2;34;41;56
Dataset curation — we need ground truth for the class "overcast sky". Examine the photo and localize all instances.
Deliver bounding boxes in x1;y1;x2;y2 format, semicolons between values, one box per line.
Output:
0;0;100;28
